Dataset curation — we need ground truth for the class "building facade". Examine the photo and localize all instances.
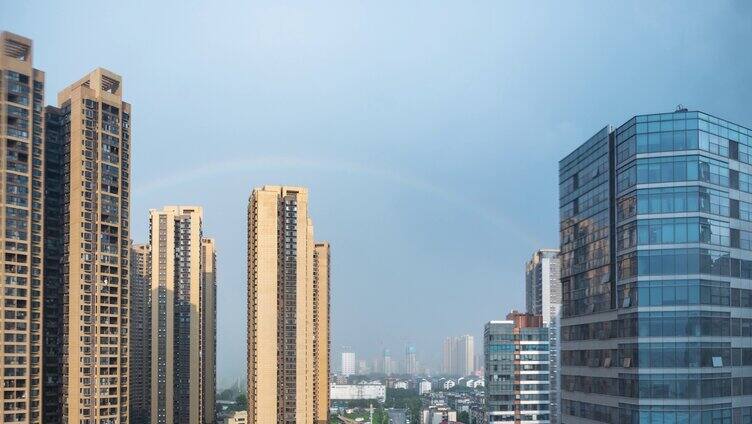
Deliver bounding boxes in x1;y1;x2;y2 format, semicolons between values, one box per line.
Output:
0;31;45;424
525;249;561;424
149;207;216;424
246;186;330;424
130;244;151;424
559;110;752;423
485;312;549;423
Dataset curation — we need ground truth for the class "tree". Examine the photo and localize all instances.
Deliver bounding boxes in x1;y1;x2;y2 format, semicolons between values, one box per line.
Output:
235;393;248;411
458;411;470;423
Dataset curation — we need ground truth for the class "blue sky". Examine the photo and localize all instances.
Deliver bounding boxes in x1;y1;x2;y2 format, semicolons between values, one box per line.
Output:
4;1;752;386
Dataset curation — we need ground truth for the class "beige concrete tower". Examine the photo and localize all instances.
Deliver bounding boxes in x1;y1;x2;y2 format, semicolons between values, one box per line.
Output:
0;31;45;424
313;242;330;424
201;238;217;424
247;186;330;424
57;67;131;423
149;207;216;424
130;244;151;424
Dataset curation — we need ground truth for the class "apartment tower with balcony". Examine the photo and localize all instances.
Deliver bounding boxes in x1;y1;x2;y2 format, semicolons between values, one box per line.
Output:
149;206;216;424
247;186;330;424
54;67;132;424
0;30;45;424
130;243;151;424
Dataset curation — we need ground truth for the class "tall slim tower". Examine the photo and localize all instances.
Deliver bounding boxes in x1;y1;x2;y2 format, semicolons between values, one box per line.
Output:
149;207;216;424
247;186;330;424
201;238;217;424
313;242;330;424
130;244;151;424
44;104;64;424
456;335;474;377
0;31;45;424
56;67;131;424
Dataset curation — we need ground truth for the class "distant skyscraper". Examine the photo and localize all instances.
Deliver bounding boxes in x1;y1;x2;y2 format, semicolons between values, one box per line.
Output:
525;249;561;424
149;207;216;424
456;335;474;376
442;337;456;375
341;348;356;376
485;312;549;423
526;249;561;323
405;343;418;376
357;359;368;375
559;110;752;422
442;336;474;376
0;30;46;424
247;186;330;424
130;244;152;424
383;349;393;375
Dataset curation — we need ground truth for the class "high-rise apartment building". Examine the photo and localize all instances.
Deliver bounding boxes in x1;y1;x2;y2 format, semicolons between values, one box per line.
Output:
43;104;64;424
0;30;45;424
485;312;550;424
341;348;356;376
56;67;132;424
130;244;151;424
442;335;474;376
525;249;561;424
246;186;330;424
149;206;216;424
201;238;217;424
559;110;752;423
313;242;330;423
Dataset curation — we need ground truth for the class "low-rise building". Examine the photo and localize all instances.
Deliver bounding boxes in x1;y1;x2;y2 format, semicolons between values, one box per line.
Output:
421;405;457;424
330;383;387;403
225;410;247;424
419;380;432;395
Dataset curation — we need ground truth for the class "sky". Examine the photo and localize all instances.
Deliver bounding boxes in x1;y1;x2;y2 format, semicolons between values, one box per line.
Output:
3;1;752;387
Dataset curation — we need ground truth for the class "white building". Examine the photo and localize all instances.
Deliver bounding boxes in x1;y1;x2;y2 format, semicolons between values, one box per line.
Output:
442;379;456;390
394;381;409;390
418;380;432;395
224;410;247;424
341;348;356;376
330;383;386;403
421;406;457;424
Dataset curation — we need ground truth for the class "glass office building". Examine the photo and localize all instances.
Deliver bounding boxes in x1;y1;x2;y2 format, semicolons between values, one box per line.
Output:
559;110;752;423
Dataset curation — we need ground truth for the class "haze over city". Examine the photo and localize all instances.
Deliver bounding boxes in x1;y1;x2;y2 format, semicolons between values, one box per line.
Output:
4;0;752;391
